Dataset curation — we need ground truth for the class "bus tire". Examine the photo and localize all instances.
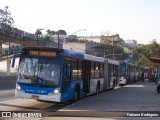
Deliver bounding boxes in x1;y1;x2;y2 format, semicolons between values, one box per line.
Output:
112;80;115;90
96;82;100;95
73;87;79;102
157;88;160;93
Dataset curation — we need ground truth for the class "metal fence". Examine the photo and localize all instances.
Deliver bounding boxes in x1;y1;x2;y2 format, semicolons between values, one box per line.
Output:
2;46;23;57
0;23;63;60
0;23;63;48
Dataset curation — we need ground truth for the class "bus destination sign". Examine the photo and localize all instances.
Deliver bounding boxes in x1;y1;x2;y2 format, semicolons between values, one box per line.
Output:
29;51;56;57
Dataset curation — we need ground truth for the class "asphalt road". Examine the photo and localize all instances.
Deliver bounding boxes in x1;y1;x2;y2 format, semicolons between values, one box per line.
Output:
0;89;15;102
0;77;160;120
0;76;16;102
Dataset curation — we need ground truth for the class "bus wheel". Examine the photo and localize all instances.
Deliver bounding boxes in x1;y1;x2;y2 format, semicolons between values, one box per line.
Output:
73;88;79;101
157;88;160;93
96;83;100;95
112;80;115;89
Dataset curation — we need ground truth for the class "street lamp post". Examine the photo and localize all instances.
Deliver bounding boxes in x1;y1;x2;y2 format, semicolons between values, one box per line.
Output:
64;29;86;48
71;29;86;35
58;32;60;48
68;29;86;50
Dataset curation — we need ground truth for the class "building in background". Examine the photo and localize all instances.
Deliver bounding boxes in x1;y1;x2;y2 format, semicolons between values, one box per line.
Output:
63;41;99;56
78;36;101;43
125;40;137;44
100;34;121;45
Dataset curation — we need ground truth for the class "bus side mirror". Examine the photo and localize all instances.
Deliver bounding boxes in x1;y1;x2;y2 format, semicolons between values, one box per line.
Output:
11;58;15;68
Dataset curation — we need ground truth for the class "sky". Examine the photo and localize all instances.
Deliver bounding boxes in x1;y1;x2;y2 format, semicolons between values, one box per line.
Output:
1;0;160;44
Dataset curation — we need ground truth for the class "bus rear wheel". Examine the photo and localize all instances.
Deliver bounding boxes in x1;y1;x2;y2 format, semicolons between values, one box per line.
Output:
73;88;79;102
96;83;100;95
112;80;115;90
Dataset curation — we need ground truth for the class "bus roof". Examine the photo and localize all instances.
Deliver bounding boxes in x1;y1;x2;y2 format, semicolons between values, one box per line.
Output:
108;59;119;65
22;47;63;52
21;47;119;65
84;54;104;62
63;49;84;59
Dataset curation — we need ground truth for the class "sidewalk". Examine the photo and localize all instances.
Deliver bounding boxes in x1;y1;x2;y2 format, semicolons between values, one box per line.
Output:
0;70;17;76
57;80;160;116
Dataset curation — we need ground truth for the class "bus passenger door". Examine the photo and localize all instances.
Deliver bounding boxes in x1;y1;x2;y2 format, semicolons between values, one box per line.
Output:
83;61;90;94
104;59;108;90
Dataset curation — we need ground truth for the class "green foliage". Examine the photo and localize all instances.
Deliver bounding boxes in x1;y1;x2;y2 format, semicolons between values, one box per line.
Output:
93;44;129;60
35;29;42;37
134;41;160;67
58;29;67;35
100;35;106;40
76;40;86;43
135;57;155;67
0;6;14;26
46;29;55;36
46;29;67;35
44;35;50;41
142;41;160;57
119;38;125;44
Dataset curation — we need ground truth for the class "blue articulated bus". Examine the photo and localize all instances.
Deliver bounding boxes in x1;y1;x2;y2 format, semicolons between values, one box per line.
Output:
15;47;119;102
119;61;140;85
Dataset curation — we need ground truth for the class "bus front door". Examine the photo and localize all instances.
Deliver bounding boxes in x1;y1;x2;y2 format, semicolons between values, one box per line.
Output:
83;61;90;95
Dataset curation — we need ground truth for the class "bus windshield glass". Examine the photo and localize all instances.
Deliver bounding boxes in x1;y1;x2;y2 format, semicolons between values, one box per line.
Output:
18;57;61;87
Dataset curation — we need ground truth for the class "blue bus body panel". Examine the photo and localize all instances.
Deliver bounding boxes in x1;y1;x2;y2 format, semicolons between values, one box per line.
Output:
63;49;84;59
61;80;83;102
19;84;56;95
61;50;84;102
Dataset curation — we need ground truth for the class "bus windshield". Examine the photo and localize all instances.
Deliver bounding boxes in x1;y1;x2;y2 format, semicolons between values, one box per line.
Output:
18;57;61;87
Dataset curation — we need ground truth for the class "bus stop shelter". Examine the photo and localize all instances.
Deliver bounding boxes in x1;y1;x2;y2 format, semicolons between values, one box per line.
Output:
147;56;160;82
147;56;160;63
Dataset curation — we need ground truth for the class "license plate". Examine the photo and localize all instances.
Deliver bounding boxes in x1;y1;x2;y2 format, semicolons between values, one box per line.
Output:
32;95;39;100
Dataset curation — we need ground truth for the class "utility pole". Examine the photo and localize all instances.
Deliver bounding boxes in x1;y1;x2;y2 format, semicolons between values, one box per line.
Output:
113;48;114;60
58;32;60;48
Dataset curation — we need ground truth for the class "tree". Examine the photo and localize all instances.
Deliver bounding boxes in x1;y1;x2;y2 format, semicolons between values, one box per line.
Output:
46;29;56;36
35;29;42;37
133;40;160;68
58;29;67;35
93;44;129;60
35;29;43;43
0;6;14;35
0;6;14;26
142;41;160;57
46;29;66;36
119;38;125;45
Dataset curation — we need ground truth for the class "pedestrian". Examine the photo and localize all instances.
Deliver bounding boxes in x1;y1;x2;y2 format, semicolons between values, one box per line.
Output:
147;67;152;82
66;64;72;79
141;72;144;82
155;73;158;85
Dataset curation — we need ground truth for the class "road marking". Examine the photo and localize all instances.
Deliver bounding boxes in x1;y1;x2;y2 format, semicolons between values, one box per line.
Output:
0;98;24;103
114;86;121;89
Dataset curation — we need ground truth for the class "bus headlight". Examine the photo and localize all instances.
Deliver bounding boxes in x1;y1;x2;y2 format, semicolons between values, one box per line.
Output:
16;84;24;92
53;88;60;94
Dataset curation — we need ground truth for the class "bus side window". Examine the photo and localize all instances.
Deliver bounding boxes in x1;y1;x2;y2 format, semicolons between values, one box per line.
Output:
63;63;72;80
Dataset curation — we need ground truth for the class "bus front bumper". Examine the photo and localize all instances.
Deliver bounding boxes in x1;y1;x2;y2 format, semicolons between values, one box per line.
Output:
15;90;61;102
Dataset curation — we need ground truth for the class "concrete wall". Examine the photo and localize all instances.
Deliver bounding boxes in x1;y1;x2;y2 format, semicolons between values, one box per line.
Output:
0;58;19;71
63;43;85;53
63;42;98;55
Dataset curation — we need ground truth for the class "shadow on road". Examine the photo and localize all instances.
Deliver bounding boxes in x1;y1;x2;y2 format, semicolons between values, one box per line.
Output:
0;76;16;90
